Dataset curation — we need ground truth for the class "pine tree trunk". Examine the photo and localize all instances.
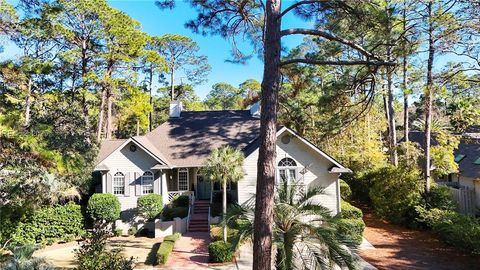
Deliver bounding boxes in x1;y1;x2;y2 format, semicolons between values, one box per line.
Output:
424;0;434;195
170;68;175;101
386;60;398;166
81;38;90;129
24;77;32;127
253;1;281;269
223;180;227;242
105;60;114;140
402;0;409;143
149;65;154;132
96;87;106;142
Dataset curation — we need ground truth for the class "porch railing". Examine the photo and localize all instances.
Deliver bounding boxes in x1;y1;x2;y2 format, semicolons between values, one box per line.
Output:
167;190;192;202
186;192;195;232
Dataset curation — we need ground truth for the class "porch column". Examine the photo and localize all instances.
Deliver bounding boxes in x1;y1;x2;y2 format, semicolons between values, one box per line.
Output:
161;170;169;206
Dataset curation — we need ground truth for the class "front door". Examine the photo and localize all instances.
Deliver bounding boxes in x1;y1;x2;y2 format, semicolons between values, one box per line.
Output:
196;175;211;200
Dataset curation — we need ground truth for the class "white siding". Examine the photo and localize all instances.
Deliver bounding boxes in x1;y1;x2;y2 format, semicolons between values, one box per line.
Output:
101;141;160;211
457;176;480;211
238;131;341;215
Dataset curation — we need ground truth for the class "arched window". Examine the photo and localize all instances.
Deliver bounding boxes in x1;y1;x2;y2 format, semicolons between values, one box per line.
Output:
141;171;154;194
278;157;297;184
178;168;189;191
113;172;125;195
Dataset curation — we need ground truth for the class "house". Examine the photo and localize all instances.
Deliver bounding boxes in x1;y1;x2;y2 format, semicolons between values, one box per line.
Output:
94;101;351;226
408;129;480;214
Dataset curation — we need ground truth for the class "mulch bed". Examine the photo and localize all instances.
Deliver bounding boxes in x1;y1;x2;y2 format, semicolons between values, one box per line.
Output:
358;208;480;270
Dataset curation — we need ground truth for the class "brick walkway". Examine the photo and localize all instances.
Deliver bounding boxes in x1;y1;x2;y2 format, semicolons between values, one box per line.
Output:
163;232;210;269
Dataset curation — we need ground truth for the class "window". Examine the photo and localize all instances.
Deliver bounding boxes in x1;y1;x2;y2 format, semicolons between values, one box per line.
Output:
455;154;466;162
141;171;154;194
113;172;125;195
278;157;297;185
178;168;189;191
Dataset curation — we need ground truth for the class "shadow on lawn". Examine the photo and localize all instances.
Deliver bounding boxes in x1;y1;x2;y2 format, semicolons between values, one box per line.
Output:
144;243;160;265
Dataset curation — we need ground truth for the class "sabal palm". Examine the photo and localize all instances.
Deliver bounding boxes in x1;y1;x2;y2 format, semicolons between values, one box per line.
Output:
226;181;356;270
203;146;244;242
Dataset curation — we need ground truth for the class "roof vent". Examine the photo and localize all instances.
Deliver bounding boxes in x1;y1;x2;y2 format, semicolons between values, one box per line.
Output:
250;102;260;118
169;100;183;118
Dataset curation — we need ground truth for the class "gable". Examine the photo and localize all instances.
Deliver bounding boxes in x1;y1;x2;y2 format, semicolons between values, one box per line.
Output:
100;141;159;172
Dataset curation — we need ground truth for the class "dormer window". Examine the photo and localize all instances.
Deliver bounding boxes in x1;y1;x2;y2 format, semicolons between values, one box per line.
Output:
455;154;466;162
278;157;297;185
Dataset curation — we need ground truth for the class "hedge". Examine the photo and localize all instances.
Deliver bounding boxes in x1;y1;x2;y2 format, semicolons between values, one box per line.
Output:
162;206;188;221
340;200;363;219
137;194;163;220
208;241;233;263
156;233;181;265
335;218;365;246
12;202;84;245
340;179;352;201
210;225;239;242
87;193;121;222
171;195;189;207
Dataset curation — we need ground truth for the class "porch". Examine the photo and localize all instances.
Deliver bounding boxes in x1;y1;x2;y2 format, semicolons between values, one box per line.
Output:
162;167;237;204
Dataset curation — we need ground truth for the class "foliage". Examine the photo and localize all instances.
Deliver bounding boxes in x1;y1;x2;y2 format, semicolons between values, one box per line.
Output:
340;200;363;220
137;194;163;221
369;165;423;224
225;181;355;270
210;225;239;242
114;229;123;237
416;207;480;254
428;184;456;211
204;82;242;110
208;241;233;263
87;194;121;223
339;179;352;201
171;195;189;207
2;245;53;270
156;233;181;265
75;225;136;270
161;207;188;221
430;132;460;178
127;228;137;236
11;202;84;245
334;218;365;246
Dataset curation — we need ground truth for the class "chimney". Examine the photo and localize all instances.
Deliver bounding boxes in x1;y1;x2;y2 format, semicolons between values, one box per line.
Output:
169;100;183;118
250;102;260;118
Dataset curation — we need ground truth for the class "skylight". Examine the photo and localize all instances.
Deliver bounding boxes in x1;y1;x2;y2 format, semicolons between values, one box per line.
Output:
454;154;466;162
474;157;480;165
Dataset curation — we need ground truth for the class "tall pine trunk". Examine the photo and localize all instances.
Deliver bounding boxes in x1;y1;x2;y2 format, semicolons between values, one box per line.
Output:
253;1;281;269
424;0;434;195
81;38;90;128
24;77;32;127
105;60;114;140
170;68;175;101
148;65;154;131
96;87;106;142
222;180;227;242
402;1;409;143
386;61;398;166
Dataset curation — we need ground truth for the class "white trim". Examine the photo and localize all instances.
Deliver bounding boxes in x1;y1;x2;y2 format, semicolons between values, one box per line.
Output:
177;168;189;191
113;172;125;195
95;138;168;167
276;127;347;169
141;171;154;194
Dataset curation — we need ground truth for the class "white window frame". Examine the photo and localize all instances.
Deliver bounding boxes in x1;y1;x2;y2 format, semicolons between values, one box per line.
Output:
113;172;125;195
277;157;298;185
178;168;189;191
141;171;154;194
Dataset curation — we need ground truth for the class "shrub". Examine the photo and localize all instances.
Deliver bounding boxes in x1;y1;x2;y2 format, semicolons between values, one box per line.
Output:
369;165;423;224
76;225;135;270
208;241;233;263
171;195;189;207
127;227;137;236
433;213;480;254
428;184;456;210
156;233;181;265
342;173;373;203
162;206;188;221
87;194;121;222
137;194;163;221
114;229;123;237
340;200;363;219
335;218;365;246
210;225;239;242
11;202;84;245
339;179;352;201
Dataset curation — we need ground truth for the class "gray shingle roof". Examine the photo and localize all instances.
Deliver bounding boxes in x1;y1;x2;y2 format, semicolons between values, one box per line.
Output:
144;110;260;167
406;131;480;178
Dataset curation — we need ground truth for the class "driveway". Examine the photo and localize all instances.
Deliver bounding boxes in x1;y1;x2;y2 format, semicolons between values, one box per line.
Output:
359;209;480;270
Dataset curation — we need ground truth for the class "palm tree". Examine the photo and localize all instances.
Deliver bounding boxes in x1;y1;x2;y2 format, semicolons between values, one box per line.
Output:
3;245;53;270
226;180;356;270
203;146;244;242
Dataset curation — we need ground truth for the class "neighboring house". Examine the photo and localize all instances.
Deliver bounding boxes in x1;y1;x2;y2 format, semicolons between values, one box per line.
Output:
94;101;351;220
408;128;480;213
